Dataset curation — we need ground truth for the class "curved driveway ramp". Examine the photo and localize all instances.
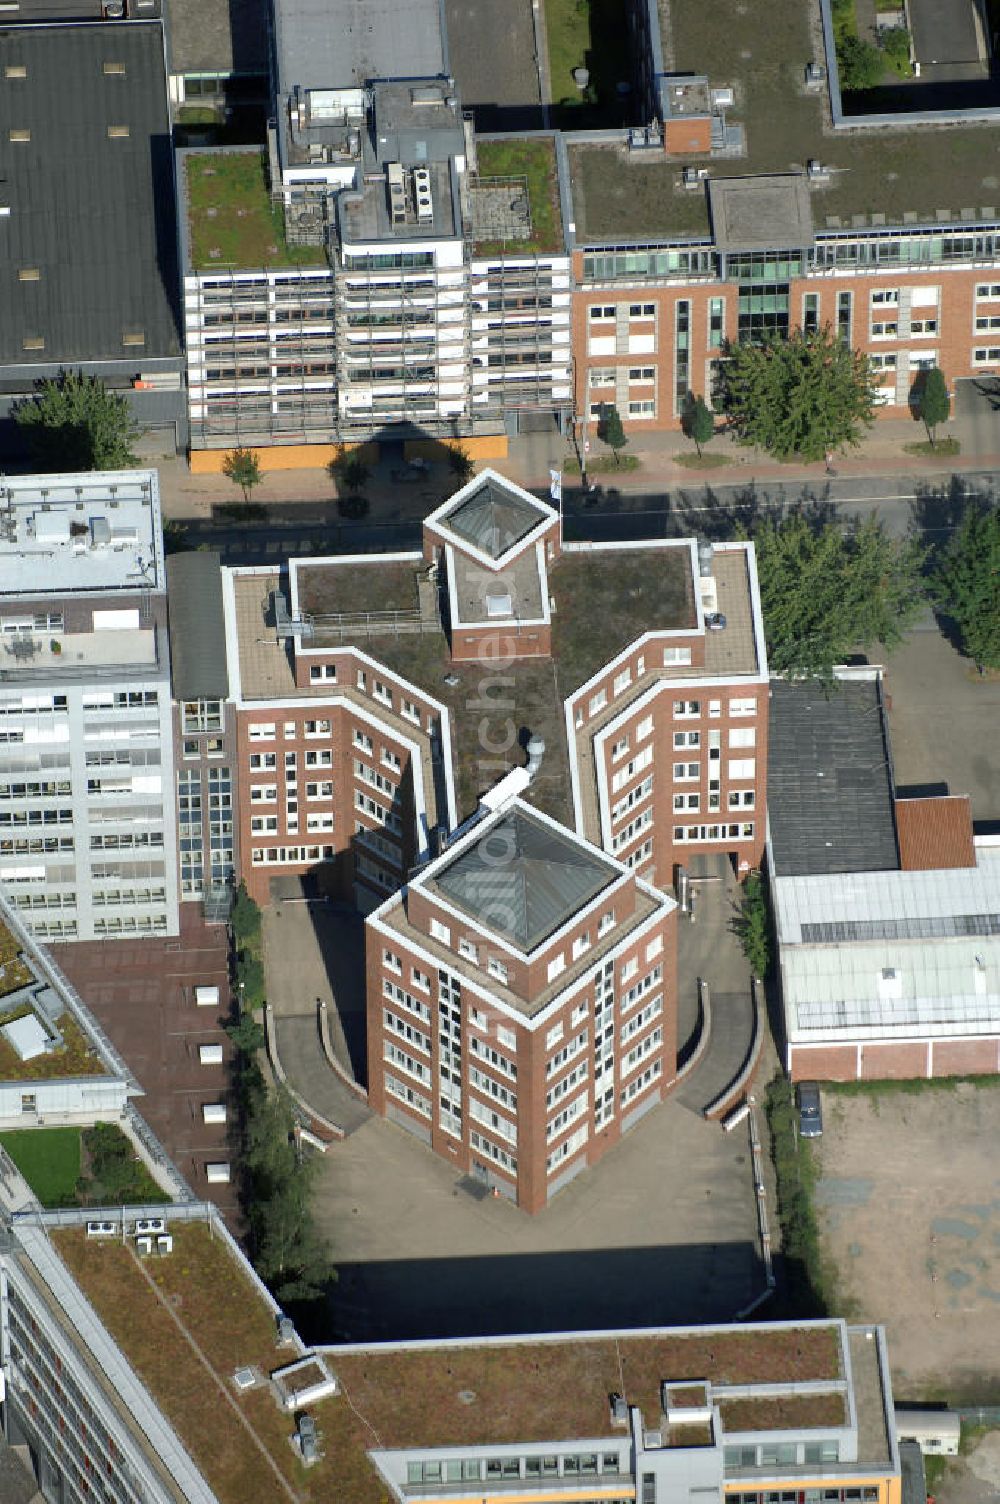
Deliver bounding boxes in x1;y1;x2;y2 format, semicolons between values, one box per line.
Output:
673;986;760;1118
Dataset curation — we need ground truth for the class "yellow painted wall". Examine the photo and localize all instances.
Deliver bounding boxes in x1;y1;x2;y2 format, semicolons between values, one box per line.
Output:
188;441;378;475
403;434;508;464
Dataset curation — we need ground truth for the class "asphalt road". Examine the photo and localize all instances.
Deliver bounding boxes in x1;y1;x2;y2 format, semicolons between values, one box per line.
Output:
171;469;999;563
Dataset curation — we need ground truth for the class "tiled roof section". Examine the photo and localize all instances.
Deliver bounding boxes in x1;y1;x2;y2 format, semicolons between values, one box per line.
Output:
895;796;976;872
430;807;617;951
767;679;899;878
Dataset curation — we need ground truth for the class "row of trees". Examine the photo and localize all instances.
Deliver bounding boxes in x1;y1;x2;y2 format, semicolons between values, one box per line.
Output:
226;884;331;1304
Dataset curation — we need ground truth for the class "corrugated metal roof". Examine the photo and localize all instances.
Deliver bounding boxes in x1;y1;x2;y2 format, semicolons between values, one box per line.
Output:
432;807;616;951
775;850;1000;944
0;22;181;366
767;678;899;877
776;851;1000;1038
895;795;976;871
166;552;229;700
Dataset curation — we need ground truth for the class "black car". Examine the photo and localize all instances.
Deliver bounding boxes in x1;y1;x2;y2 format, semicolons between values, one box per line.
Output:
796;1081;823;1138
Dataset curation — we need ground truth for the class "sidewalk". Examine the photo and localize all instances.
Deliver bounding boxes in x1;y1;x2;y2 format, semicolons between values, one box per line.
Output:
156;414;1000;522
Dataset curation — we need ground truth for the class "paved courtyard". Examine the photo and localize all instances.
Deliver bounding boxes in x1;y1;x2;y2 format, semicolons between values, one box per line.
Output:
309;1089;764;1344
52;911;239;1225
814;1082;1000;1401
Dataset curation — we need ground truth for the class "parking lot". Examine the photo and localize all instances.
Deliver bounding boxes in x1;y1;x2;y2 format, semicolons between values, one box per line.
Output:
814;1081;1000;1401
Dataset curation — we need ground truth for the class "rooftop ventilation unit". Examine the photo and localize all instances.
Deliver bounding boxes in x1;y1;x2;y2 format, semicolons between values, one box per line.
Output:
485;585;512;618
807;159;830;182
387;161;406;225
682;166;709;189
413;167;433;224
711;87;734;108
610;1393;628;1424
697;538;714;577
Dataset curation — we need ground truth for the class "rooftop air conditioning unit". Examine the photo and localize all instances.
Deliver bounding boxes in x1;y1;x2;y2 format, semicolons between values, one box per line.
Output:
711;87;734;108
413;167;433;224
807;159;829;182
136;1235;153;1255
387;162;406;225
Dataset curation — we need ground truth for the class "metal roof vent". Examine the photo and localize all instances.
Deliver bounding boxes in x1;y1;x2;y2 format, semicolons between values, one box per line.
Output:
610;1392;628;1425
697;538;714;577
526;734;545;778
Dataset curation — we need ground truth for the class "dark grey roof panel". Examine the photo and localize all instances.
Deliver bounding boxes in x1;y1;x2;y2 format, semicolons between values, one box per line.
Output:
767;678;900;878
0;22;181;365
433;808;616;951
445;479;546;560
166;552;228;699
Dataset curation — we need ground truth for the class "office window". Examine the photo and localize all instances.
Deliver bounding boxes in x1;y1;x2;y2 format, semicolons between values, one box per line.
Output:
709;296;725;348
802;292;819;333
837;290;852;343
675;299;691;413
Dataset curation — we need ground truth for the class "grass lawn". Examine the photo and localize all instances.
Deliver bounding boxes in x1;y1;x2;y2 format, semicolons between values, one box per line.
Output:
904;437;961;457
185;150;322;272
542;0;633;123
674;452;735;470
473;138;563;254
0;1128;81;1207
0;1009;106;1081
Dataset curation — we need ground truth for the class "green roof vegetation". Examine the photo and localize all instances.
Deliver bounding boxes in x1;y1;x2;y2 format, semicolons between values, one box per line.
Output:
54;1222;337;1504
184;150;324;272
474;137;564;254
570;0;1000;242
0;1009;107;1082
718;1392;848;1431
542;0;633;125
0;1127;81;1207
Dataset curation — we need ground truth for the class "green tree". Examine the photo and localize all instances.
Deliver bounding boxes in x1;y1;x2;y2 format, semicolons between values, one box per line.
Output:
241;1074;331;1301
330;449;370;495
13;371;140;471
917;365;950;448
222;446;263;504
235;949;266;1010
597;403;628;466
749;508;924;680
734;871;770;979
683;393;715;458
935;505;1000;671
837;33;885;90
230;881;262;948
226;1011;266;1056
718;327;876;462
446;444;475;483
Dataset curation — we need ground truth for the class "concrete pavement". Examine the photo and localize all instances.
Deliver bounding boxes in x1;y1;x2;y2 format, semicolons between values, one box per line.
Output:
155;396;1000;523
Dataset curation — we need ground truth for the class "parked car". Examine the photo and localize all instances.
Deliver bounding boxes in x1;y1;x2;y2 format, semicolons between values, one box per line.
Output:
797;1081;823;1138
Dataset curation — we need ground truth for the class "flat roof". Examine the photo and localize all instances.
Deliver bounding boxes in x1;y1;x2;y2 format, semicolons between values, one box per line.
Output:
0;470;163;598
35;1229;881;1504
49;1220;337;1504
166;552;229;700
568;0;1000;243
429;804;619;951
183;149;325;273
0;22;180;366
767;678;900;878
273;0;447;97
709;174;815;252
166;0;267;76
